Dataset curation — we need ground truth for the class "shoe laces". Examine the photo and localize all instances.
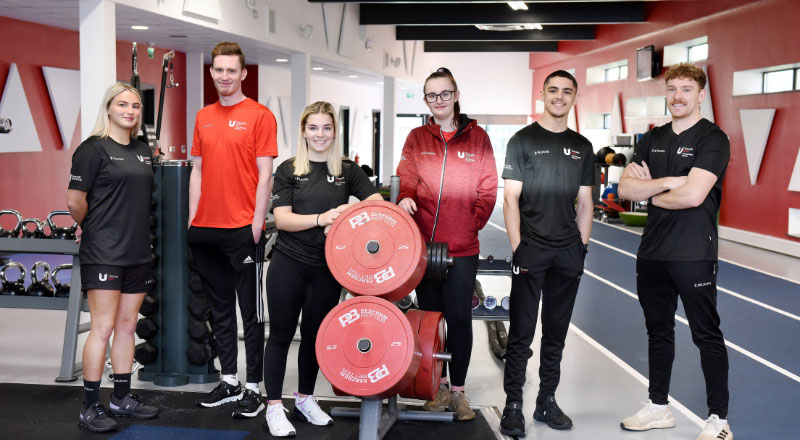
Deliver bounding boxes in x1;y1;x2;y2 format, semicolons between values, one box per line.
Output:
451;391;470;405
701;414;726;434
90;402;109;418
267;403;289;416
637;400;661;415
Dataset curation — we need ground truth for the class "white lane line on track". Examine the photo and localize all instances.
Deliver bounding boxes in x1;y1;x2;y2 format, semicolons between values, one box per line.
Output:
593;220;800;285
585;269;800;384
588;238;800;322
568;323;704;428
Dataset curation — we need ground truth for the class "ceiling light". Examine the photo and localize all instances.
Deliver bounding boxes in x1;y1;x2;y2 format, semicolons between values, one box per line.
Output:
312;67;324;71
131;25;149;30
507;2;528;10
377;81;384;85
476;23;542;31
275;58;288;63
347;75;358;78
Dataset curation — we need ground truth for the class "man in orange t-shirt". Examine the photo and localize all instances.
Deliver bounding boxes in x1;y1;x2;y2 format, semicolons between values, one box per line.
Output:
187;42;277;418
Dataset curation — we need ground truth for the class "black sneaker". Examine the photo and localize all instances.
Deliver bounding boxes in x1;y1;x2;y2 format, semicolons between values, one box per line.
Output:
196;381;242;408
499;401;526;437
109;393;158;419
533;395;573;430
232;388;265;418
79;402;118;433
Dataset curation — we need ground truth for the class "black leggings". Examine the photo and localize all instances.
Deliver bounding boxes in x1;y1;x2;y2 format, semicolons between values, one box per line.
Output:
263;249;342;400
414;254;479;388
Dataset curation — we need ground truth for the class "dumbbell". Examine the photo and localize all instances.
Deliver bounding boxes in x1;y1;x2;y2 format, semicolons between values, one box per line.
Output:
134;342;158;364
140;294;159;316
27;261;55;297
186;343;214;365
135;318;159;340
188;319;212;342
52;263;73;298
21;218;47;239
187;295;210;320
47;211;78;240
0;209;23;238
0;262;27;295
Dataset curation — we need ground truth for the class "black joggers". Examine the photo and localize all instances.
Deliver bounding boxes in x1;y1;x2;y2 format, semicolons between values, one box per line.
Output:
503;240;584;404
263;249;342;401
637;258;729;418
415;254;479;388
188;225;266;383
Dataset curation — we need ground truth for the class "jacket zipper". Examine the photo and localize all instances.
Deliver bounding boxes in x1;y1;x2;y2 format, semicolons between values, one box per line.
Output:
430;128;448;242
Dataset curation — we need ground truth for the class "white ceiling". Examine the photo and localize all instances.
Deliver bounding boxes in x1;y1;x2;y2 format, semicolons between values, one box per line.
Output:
0;0;383;86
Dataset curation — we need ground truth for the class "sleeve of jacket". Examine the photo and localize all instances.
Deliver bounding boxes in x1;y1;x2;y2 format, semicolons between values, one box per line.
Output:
473;132;498;230
395;131;419;202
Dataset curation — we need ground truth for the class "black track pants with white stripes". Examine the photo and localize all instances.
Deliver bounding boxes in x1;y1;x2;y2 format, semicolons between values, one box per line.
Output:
188;225;266;383
263;249;342;401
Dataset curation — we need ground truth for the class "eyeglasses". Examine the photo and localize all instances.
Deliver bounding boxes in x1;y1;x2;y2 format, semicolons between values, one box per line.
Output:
424;90;455;103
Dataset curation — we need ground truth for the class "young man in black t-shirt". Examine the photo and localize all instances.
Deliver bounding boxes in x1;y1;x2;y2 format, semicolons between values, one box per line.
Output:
499;70;594;436
618;63;732;440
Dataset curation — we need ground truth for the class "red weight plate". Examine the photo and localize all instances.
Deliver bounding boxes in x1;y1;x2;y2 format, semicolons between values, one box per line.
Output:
316;296;421;399
399;310;446;401
325;201;427;302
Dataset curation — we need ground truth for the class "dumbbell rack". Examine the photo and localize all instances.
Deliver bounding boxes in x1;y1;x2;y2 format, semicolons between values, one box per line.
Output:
0;237;88;382
331;395;454;440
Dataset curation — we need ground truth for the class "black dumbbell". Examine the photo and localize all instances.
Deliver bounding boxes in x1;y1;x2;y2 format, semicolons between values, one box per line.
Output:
189;273;203;293
52;263;73;297
187;295;209;320
135;318;159;340
0;262;27;295
0;209;23;238
186;343;213;365
134;342;158;364
27;261;55;297
140;294;159;316
188;319;212;342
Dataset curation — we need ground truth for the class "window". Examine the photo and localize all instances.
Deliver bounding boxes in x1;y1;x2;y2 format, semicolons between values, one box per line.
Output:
763;69;794;93
587;59;628;85
602;114;612;129
688;43;708;62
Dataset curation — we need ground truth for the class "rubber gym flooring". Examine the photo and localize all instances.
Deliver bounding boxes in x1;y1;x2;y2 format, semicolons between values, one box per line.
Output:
0;192;798;439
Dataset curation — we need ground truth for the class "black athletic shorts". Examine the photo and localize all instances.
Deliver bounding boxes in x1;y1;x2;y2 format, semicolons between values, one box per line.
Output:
80;263;152;294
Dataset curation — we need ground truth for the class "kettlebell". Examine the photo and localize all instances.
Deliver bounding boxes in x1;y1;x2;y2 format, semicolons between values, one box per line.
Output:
21;218;47;239
0;262;27;295
52;263;73;298
47;211;78;240
27;261;55;297
0;209;23;238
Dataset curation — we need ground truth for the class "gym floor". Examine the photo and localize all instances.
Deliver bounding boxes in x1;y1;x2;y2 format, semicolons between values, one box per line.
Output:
1;190;798;439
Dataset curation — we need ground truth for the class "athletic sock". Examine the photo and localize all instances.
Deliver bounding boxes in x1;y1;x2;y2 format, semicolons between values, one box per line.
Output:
245;382;260;393
84;380;101;409
222;374;239;387
113;373;132;399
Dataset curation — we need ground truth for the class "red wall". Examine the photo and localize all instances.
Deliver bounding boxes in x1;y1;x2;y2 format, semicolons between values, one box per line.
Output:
529;0;800;241
0;17;187;223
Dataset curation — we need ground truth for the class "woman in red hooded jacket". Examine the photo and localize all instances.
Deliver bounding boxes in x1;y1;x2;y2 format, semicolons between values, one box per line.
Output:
396;67;498;420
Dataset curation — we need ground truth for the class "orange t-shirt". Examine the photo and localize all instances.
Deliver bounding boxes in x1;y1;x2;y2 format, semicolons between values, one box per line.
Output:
442;129;456;143
191;98;278;228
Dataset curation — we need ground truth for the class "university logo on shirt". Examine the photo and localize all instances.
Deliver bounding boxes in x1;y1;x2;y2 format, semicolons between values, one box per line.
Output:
677;146;695;158
228;120;247;130
563;148;582;160
328;175;346;186
457;151;475;162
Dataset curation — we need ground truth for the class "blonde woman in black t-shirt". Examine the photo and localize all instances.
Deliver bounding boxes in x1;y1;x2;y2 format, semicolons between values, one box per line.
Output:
262;101;382;437
67;83;158;433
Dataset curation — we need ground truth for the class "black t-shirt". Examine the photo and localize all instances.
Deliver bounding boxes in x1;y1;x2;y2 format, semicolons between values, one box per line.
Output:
633;119;729;261
502;122;594;249
68;136;153;266
270;159;379;266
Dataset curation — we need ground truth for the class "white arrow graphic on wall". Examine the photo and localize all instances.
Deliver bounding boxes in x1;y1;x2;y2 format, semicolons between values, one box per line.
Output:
0;63;43;153
739;108;775;185
788;146;800;192
43;66;81;150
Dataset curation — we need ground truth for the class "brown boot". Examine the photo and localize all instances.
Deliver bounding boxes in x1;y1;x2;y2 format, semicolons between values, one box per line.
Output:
449;390;476;421
422;383;450;412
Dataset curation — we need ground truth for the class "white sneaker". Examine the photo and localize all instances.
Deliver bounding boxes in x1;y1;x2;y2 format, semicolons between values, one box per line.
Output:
696;414;733;440
263;404;296;437
292;393;334;426
620;400;676;431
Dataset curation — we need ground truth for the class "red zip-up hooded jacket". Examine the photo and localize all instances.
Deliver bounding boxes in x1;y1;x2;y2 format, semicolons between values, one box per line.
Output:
396;115;498;257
